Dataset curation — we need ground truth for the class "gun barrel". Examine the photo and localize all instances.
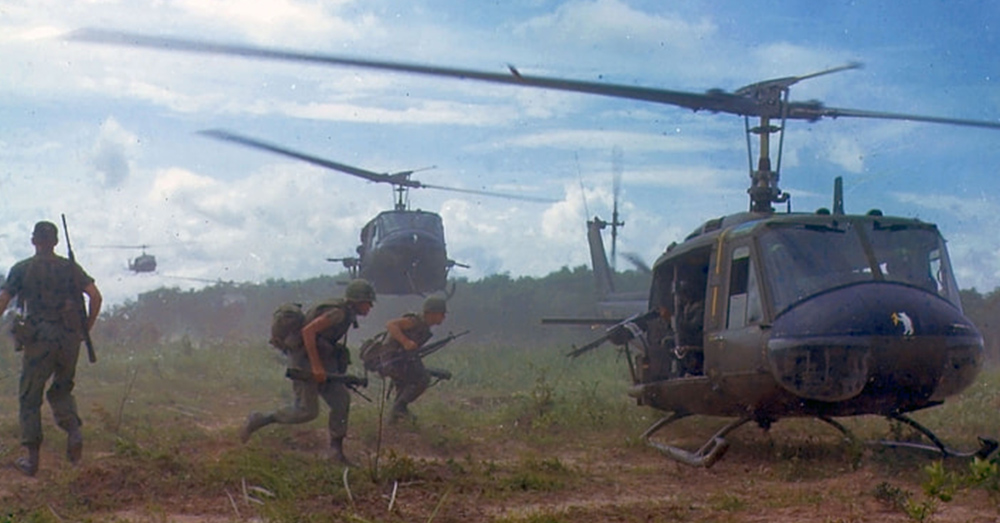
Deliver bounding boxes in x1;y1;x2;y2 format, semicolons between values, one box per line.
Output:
285;368;368;387
61;214;97;364
565;309;658;358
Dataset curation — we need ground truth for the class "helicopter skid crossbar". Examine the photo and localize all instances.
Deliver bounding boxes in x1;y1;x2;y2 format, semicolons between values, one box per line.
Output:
641;412;753;468
872;413;999;459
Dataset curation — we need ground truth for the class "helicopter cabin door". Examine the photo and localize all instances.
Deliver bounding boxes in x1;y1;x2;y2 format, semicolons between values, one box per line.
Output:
702;240;769;389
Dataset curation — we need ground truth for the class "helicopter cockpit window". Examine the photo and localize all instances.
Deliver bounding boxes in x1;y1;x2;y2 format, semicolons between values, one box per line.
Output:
866;223;961;306
727;246;763;329
759;222;872;314
760;221;962;314
376;212;445;239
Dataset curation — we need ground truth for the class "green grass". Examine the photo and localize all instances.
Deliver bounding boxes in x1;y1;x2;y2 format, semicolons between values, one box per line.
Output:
0;338;996;521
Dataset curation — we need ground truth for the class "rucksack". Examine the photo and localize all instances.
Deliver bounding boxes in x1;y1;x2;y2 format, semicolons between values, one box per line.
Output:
358;331;391;373
270;302;305;352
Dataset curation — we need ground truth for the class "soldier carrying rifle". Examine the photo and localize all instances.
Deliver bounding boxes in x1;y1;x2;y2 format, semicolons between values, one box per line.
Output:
0;220;102;477
363;296;460;423
240;279;375;466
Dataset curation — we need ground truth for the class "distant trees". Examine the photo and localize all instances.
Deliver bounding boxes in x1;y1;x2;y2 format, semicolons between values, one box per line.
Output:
91;268;997;365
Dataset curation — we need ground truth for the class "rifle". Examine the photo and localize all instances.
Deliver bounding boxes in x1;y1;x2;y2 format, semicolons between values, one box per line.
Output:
285;367;369;388
61;214;96;363
566;309;658;359
415;329;470;359
379;329;470;368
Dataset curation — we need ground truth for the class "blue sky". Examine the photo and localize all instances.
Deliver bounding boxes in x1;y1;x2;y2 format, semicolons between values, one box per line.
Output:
2;0;999;305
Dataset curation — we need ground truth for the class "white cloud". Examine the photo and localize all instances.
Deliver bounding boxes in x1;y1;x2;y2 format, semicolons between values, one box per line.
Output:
514;0;716;51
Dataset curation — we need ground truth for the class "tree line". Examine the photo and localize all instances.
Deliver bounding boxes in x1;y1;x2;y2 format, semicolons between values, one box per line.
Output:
83;268;999;364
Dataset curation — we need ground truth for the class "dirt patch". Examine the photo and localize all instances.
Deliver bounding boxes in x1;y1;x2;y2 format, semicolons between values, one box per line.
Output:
2;426;997;522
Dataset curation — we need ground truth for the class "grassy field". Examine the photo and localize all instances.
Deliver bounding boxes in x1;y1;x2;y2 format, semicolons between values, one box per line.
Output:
0;339;997;522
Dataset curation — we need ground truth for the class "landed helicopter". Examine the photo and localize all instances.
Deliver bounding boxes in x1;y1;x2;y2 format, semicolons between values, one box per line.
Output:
94;244;158;273
71;30;1000;467
199;129;551;296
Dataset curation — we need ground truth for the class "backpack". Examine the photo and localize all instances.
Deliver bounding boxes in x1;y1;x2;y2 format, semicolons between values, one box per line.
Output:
270;302;305;352
358;331;391;373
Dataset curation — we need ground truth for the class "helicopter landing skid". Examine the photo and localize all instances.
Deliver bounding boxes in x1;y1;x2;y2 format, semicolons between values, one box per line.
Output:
873;413;999;459
641;412;753;468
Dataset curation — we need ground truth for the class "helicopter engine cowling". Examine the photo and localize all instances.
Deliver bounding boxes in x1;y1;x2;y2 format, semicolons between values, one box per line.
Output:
766;282;983;414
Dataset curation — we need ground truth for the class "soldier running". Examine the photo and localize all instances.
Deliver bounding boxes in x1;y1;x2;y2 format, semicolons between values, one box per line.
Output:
0;221;103;477
239;279;375;465
382;296;447;423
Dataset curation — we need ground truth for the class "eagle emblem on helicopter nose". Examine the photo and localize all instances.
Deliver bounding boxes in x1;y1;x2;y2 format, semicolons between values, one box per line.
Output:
891;311;914;337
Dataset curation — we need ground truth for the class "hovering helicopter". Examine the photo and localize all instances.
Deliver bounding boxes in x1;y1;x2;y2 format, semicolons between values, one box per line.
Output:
71;30;1000;467
198;129;551;296
95;244;158;273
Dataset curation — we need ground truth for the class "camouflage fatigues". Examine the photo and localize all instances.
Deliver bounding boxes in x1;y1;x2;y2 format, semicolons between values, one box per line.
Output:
3;253;93;447
271;299;356;439
383;313;433;416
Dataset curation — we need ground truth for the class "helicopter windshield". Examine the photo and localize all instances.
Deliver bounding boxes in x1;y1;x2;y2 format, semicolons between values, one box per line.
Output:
759;220;960;315
374;211;444;239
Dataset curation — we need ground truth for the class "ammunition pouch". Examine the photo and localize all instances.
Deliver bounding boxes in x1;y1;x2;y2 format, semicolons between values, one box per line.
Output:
316;338;351;374
11;316;35;350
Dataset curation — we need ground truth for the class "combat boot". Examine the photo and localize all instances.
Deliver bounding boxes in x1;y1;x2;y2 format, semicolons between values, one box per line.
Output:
14;445;40;477
67;425;84;465
389;404;415;425
329;437;355;467
239;412;274;443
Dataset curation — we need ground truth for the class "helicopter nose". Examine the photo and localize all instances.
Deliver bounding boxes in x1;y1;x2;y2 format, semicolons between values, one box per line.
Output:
767;282;983;406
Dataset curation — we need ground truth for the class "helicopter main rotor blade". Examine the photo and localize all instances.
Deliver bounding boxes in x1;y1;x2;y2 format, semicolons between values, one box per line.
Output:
420;183;557;203
69;29;1000;130
67;29;744;114
200;129;420;187
734;62;863;96
804;106;1000;130
202;129;555;202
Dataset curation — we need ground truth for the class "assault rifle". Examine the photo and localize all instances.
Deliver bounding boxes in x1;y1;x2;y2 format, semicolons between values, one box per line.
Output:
377;329;470;369
61;214;96;363
416;329;470;360
285;367;369;388
566;310;658;359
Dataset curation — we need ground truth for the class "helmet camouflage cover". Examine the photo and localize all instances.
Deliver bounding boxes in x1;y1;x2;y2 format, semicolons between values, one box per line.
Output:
344;278;376;303
423;296;447;314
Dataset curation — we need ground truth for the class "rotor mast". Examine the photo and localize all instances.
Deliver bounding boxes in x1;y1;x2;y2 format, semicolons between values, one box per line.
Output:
747;114;789;213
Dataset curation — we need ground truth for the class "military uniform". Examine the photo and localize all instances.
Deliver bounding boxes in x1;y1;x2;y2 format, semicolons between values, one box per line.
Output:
270;299;356;439
241;279;374;465
4;253;92;449
382;312;433;419
0;221;100;476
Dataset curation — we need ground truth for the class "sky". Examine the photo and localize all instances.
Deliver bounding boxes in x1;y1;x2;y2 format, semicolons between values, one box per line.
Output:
2;0;999;306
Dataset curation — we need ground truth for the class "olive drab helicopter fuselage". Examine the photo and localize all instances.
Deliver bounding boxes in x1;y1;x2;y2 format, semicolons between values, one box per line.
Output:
129;251;157;273
350;208;452;295
95;244;158;273
71;29;1000;467
196;129;546;296
629;206;986;462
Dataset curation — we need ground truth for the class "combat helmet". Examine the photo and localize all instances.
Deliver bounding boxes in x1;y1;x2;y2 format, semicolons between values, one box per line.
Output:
423;296;447;314
345;279;376;303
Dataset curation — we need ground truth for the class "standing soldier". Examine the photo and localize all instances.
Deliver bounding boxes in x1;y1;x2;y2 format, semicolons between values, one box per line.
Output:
0;221;102;477
383;296;447;423
240;279;375;465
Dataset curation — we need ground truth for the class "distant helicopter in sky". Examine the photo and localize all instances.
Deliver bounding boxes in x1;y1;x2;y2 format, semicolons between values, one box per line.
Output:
95;244;157;273
71;29;1000;468
199;129;552;296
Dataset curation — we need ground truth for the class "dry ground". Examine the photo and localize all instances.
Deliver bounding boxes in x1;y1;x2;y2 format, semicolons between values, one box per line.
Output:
1;403;997;523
